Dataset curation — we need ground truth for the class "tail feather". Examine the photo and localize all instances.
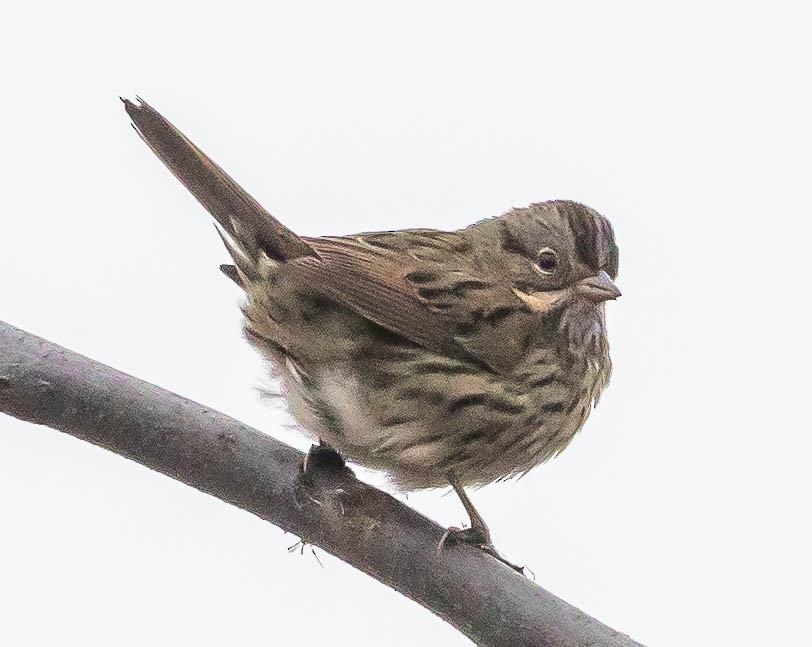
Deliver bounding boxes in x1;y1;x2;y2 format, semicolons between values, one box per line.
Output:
219;264;244;288
123;97;317;267
212;221;256;282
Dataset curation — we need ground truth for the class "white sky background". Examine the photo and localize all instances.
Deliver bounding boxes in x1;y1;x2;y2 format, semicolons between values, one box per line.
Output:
1;2;810;645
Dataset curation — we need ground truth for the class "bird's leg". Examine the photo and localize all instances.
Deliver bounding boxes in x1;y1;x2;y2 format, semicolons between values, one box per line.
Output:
447;473;492;545
438;472;525;574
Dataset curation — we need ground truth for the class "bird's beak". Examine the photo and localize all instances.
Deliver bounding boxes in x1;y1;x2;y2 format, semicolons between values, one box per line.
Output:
575;270;621;303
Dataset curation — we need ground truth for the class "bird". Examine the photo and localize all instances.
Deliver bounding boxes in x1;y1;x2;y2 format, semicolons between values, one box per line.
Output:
124;98;620;563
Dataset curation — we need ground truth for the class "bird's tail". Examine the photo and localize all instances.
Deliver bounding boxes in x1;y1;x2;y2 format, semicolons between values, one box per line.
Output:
123;97;317;286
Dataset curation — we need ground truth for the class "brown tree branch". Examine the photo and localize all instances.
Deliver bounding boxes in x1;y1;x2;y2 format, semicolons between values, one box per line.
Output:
0;321;643;647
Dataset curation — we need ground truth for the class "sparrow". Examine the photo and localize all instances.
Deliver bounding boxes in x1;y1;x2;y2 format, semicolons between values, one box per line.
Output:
124;98;620;563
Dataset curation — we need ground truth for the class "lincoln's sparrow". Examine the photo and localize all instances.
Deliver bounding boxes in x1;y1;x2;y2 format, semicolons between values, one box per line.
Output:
125;99;620;560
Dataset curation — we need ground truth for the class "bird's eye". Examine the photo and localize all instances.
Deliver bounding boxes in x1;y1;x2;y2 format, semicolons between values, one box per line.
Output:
532;248;559;275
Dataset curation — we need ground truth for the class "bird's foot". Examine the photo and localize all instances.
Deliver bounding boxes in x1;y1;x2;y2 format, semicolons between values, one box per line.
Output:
437;525;526;575
296;441;353;512
301;440;349;476
438;524;491;549
287;538;324;567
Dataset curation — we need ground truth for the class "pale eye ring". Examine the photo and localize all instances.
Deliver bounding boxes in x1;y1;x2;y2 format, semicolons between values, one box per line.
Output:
532;247;559;275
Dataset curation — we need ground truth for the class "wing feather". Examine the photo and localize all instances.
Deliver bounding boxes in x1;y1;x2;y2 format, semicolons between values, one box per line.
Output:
285;236;540;373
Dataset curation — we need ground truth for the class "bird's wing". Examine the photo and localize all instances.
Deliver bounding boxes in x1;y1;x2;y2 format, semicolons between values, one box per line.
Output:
123;98;539;373
286;234;540;374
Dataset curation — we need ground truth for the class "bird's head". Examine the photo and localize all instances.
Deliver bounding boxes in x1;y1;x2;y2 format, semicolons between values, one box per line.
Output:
473;200;620;317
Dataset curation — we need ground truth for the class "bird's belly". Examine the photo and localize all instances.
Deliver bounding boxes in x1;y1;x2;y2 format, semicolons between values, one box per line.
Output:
273;347;606;490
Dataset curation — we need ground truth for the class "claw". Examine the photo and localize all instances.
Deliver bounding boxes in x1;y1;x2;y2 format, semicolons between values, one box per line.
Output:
436;525;527;575
288;539;325;568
